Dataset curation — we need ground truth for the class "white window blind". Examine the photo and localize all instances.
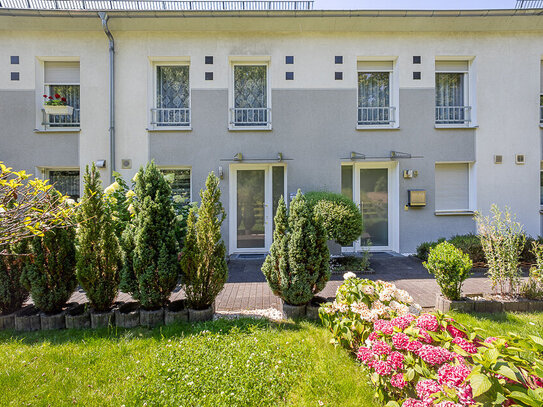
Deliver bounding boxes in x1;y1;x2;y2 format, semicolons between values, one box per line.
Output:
44;61;80;84
435;163;470;211
435;60;469;72
357;60;394;71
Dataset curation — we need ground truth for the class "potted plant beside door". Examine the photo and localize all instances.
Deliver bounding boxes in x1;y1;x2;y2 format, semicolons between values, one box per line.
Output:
43;93;73;115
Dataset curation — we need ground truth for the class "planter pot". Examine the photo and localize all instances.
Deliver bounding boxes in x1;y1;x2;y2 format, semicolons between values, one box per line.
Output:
41;311;66;330
165;300;189;325
15;306;41;332
43;105;73;115
115;303;140;328
282;302;306;319
91;310;115;329
306;296;327;321
140;308;164;328
189;305;214;322
435;294;474;313
0;313;16;330
65;304;90;330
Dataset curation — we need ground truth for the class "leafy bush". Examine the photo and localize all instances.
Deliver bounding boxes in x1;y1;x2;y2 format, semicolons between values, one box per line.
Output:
262;191;330;306
423;242;472;301
305;191;363;246
120;161;179;310
21;228;77;314
448;233;485;264
476;205;526;295
180;172;228;310
76;164;123;312
0;240;30;314
415;238;445;262
521;241;543;300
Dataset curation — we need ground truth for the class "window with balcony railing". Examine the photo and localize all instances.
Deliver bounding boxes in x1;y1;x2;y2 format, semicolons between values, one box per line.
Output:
43;61;80;129
435;61;471;126
48;169;80;200
358;71;395;126
153;65;190;128
231;64;270;128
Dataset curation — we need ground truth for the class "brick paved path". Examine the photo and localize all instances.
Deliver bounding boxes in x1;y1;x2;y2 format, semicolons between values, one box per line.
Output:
54;253;501;311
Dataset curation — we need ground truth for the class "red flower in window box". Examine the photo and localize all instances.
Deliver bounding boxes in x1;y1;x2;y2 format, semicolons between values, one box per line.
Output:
43;93;69;106
54;93;61;99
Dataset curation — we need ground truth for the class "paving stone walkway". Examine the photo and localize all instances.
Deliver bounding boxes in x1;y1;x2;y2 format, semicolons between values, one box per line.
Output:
58;253;501;311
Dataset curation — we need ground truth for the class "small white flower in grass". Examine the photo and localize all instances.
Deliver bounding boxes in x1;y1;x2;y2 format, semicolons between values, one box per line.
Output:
529;322;536;326
343;272;356;280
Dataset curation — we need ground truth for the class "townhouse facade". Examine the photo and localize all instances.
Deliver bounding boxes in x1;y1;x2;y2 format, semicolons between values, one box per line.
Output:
1;1;542;255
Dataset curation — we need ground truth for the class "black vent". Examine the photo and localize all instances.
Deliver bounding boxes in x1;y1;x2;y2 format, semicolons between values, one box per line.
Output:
10;72;19;81
205;72;213;80
286;72;294;80
335;56;343;64
335;71;343;80
205;56;213;64
285;56;294;64
413;72;421;80
10;56;19;64
413;56;421;64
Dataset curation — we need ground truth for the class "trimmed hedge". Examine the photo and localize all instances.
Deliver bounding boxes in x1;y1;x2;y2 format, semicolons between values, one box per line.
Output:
305;191;363;246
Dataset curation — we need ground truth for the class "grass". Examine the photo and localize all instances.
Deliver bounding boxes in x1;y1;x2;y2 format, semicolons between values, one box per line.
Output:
0;318;373;407
450;311;543;338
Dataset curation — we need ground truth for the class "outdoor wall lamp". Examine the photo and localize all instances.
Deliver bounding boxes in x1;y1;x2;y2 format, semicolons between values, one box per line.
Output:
96;160;107;168
218;166;224;179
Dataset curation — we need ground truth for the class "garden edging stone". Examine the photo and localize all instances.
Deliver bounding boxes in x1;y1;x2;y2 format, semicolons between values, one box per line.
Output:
91;310;114;329
282;302;306;319
165;300;189;325
65;304;90;329
140;308;164;327
15;306;41;332
41;311;66;330
189;305;214;322
0;313;15;330
115;303;140;328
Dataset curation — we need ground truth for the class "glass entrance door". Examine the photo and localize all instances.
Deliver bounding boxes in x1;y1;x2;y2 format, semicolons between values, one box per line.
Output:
236;169;266;249
359;168;389;247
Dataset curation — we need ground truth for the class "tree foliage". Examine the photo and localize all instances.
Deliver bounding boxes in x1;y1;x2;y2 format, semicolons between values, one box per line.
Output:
76;163;123;312
0;239;30;314
180;172;228;310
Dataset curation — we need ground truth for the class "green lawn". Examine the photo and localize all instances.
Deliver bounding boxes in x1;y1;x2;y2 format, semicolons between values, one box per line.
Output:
1;312;541;407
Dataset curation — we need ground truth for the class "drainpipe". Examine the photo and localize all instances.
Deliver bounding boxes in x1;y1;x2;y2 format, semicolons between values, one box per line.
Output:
98;11;115;180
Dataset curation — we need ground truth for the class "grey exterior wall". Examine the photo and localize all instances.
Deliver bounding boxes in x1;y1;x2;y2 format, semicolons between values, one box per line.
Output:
0;90;79;175
150;87;476;253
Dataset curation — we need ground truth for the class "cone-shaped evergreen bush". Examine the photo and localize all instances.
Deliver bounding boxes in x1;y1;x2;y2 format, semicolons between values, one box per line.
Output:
21;227;77;314
262;190;330;306
0;239;30;314
120;161;179;310
180;172;228;310
76;163;123;312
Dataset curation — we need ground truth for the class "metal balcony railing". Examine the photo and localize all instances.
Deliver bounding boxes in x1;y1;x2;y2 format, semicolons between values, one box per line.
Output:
540;105;543;123
435;106;471;125
0;0;313;11
357;106;396;126
151;108;190;127
516;0;543;8
42;108;80;128
230;108;271;127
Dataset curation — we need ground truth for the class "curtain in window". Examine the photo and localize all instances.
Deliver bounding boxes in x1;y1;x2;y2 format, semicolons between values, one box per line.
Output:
48;170;80;200
47;85;80;127
358;72;390;124
156;66;190;126
233;65;267;125
435;73;466;124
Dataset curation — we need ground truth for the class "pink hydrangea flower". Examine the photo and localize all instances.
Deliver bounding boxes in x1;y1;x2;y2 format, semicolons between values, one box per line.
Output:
437;363;471;387
446;325;467;339
374;319;394;335
484;337;498;343
458;384;475;405
391;373;407;389
357;347;376;366
388;351;405;370
452;337;478;354
416;379;441;400
418;328;433;344
402;398;426;407
368;331;381;342
372;340;392;356
416;314;440;332
406;340;423;355
531;375;543;388
391;314;416;330
392;333;410;350
436;402;463;407
372;360;392;376
418;345;454;366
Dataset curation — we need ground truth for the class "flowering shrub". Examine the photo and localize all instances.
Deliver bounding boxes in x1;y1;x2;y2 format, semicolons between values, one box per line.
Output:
320;278;543;406
43;93;68;106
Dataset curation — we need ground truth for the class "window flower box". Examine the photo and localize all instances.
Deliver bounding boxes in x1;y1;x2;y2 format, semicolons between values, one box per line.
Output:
43;105;74;115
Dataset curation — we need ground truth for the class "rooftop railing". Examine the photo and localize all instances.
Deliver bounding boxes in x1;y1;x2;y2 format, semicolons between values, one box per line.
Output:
0;0;313;11
516;0;543;8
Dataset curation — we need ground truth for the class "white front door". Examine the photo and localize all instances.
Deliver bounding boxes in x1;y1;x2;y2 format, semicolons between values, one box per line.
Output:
229;164;286;254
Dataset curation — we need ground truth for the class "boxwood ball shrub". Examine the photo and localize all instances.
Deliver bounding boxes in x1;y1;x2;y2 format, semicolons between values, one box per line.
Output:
120;161;179;310
305;191;363;246
21;227;77;314
262;191;330;306
423;241;473;301
0;240;30;314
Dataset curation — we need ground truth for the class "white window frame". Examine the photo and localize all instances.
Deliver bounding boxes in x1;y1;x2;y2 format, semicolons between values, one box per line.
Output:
434;161;476;216
228;57;272;131
149;60;192;131
356;58;399;130
435;58;477;128
158;166;192;201
38;166;81;198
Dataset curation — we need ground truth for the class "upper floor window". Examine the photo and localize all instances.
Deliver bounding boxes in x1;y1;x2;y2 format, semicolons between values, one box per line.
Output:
435;60;471;126
152;65;190;128
47;169;80;200
43;61;80;129
230;64;270;129
357;60;397;128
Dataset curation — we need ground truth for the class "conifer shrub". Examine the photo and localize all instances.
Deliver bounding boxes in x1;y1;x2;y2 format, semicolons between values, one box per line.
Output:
180;172;228;310
120;161;179;310
305;191;363;246
0;239;30;314
76;163;123;312
21;227;77;314
262;190;330;306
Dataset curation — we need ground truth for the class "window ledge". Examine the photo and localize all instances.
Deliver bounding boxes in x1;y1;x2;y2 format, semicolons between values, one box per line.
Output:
147;126;192;132
539;123;543;128
228;125;272;132
356;125;399;131
435;210;475;216
435;124;478;130
34;128;81;133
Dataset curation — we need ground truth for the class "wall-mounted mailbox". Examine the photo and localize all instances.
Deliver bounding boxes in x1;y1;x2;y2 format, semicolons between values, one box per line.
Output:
408;189;426;207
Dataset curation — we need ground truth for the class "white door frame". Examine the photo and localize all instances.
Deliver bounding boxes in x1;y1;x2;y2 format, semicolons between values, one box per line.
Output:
342;161;400;253
229;163;287;254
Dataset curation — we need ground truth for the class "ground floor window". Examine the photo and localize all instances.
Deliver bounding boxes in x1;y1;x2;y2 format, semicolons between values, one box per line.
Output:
160;168;191;201
47;169;80;200
434;163;470;212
